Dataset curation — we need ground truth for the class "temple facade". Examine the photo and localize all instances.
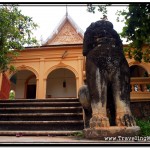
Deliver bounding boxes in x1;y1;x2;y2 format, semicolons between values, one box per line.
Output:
2;14;150;104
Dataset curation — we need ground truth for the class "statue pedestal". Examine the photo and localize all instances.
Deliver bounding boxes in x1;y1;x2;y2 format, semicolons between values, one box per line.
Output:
83;126;140;140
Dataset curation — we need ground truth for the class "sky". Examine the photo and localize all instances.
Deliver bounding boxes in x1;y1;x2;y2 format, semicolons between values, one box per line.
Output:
17;4;128;45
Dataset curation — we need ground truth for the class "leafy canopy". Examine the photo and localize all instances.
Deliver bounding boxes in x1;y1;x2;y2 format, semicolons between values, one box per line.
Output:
117;4;150;62
87;4;150;62
0;5;38;73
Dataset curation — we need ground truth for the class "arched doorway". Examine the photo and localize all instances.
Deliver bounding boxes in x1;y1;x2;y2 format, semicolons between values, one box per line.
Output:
130;65;148;77
46;68;77;98
10;70;36;99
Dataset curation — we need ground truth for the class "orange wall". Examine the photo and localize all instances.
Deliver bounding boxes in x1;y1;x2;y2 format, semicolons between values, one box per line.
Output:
5;44;150;99
6;44;84;99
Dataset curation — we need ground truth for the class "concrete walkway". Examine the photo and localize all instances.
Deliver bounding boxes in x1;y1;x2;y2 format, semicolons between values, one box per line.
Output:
0;136;149;145
0;136;101;144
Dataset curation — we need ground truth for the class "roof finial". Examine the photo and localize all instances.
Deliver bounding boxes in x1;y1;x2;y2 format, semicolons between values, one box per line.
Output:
66;4;68;16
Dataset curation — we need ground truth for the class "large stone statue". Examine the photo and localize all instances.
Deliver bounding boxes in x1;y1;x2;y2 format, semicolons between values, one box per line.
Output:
79;20;140;139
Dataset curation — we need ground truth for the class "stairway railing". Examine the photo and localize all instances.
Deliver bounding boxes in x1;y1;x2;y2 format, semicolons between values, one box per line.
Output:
130;77;150;102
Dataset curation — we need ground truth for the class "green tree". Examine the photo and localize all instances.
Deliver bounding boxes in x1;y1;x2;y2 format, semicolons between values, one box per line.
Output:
87;4;150;62
0;5;38;73
117;4;150;62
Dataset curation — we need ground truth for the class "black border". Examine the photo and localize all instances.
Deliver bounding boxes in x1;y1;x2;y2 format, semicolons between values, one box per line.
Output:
0;142;149;146
0;1;149;5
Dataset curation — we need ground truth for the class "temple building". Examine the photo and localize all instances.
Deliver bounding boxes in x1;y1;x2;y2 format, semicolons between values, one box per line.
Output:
0;12;150;119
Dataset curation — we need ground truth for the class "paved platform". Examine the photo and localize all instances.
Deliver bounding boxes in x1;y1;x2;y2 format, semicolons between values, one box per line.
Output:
0;136;102;145
0;136;149;145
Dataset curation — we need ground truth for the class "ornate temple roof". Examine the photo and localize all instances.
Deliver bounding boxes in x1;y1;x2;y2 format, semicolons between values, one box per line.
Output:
42;13;84;46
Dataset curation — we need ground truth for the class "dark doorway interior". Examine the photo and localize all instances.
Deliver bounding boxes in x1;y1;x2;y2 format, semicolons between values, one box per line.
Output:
26;84;36;99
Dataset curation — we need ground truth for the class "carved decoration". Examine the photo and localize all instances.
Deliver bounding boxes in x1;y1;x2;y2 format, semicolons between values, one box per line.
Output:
20;65;26;69
47;21;83;45
57;61;67;67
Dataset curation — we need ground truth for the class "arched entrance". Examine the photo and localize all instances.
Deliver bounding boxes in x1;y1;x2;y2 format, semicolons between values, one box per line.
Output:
46;68;77;98
130;65;148;77
10;70;37;99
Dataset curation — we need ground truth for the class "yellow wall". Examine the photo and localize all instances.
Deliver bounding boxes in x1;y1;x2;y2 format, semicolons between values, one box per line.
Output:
6;44;84;99
124;44;150;75
5;44;150;99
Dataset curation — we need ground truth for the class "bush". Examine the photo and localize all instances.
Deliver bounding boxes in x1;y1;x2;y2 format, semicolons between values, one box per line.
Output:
9;90;15;100
136;118;150;136
71;131;84;138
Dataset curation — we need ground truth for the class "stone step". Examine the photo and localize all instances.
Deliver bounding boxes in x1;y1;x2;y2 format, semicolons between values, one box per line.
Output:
0;120;84;124
0;106;82;113
0;98;84;134
0;102;81;107
0;120;84;131
0;130;82;136
0;113;83;121
0;98;79;103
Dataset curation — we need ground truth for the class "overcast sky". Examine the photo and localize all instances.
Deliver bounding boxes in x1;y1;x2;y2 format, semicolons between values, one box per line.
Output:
17;4;128;44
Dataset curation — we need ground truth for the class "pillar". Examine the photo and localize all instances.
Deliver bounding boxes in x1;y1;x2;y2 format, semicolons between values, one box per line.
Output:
76;77;79;98
36;78;39;99
0;73;2;91
37;58;46;99
78;56;84;89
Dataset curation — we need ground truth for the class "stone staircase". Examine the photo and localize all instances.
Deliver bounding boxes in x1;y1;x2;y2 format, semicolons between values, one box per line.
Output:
0;98;84;136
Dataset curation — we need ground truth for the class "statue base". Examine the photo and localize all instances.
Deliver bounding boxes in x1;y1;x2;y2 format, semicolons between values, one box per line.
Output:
83;126;140;140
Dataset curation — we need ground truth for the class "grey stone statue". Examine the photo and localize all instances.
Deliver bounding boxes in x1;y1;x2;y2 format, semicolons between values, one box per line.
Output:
79;20;136;129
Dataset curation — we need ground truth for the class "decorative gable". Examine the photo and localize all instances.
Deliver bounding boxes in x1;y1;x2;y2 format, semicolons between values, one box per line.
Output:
43;15;84;45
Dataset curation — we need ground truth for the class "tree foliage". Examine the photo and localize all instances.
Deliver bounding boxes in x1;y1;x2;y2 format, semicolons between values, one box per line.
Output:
0;5;38;73
117;4;150;62
87;4;109;15
87;4;150;62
